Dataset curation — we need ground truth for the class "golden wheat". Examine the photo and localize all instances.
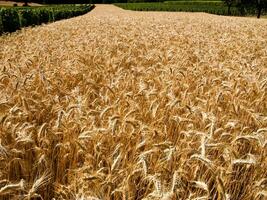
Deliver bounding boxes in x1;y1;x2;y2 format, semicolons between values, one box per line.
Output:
0;4;266;200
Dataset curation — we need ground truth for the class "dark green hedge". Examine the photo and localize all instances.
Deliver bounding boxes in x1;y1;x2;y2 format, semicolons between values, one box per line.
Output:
0;9;20;33
0;5;95;35
19;9;40;27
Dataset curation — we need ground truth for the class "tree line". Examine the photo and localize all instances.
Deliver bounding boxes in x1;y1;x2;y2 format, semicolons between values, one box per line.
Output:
223;0;267;18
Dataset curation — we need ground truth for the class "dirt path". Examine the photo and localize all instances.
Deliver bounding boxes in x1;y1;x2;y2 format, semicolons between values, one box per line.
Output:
0;5;267;200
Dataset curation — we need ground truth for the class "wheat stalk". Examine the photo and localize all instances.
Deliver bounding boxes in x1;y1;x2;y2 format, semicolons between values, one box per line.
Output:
0;4;266;200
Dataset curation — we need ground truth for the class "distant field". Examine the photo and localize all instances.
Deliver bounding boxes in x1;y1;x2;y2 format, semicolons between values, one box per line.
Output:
115;2;242;16
115;1;267;17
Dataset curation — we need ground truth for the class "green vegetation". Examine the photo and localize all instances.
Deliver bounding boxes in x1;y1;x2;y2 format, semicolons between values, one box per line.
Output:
115;2;241;15
0;8;20;33
0;4;95;35
115;1;266;17
238;0;267;18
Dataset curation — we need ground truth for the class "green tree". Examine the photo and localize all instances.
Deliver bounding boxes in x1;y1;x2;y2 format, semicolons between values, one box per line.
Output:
236;0;267;18
256;0;267;18
223;0;235;15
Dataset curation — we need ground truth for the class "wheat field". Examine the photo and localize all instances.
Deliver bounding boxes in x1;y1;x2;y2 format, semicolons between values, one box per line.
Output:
0;5;267;200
